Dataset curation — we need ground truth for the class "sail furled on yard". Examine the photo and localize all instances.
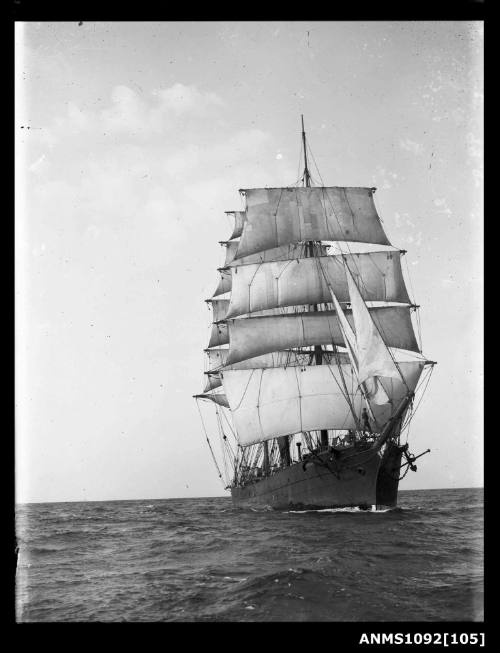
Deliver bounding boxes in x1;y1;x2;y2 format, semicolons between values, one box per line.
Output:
221;361;425;446
235;187;390;259
225;305;419;365
226;250;410;319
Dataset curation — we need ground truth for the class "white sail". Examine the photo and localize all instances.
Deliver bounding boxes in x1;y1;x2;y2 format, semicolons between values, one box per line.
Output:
203;374;222;392
326;278;390;407
346;268;400;385
212;268;232;297
226;242;328;268
208;322;229;348
226;210;246;240
203;348;349;393
221;361;425;446
205;348;229;369
207;304;322;349
225;306;419;365
195;392;230;408
206;348;348;372
236;187;390;259
226;251;410;319
223;241;240;266
207;298;230;323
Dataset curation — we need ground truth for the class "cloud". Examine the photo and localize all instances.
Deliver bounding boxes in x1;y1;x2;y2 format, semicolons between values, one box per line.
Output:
433;197;452;215
372;165;399;190
399;138;424;156
42;83;225;146
153;83;224;115
162;129;272;180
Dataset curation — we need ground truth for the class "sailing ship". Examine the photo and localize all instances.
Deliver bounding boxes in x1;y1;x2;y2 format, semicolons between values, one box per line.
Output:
194;118;435;510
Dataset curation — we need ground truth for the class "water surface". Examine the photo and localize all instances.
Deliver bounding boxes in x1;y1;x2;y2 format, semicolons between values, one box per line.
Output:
15;487;483;622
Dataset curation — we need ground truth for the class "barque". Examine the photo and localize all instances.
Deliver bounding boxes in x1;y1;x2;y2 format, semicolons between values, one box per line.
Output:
194;118;435;510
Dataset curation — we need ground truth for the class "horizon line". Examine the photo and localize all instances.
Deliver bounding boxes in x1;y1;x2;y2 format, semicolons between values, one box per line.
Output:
16;486;484;506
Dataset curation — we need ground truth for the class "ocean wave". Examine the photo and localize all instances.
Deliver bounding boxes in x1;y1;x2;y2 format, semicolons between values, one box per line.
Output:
15;488;483;622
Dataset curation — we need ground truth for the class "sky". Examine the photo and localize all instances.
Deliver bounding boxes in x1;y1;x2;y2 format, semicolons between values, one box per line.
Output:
15;21;483;503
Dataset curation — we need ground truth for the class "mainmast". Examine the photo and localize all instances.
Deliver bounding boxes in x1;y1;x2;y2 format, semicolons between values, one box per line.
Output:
302;115;329;450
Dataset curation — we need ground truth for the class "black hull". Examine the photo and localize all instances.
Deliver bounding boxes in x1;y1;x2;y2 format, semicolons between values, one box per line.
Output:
230;441;404;510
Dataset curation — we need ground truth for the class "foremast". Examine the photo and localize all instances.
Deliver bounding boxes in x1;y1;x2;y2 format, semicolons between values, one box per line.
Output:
303;115;329;452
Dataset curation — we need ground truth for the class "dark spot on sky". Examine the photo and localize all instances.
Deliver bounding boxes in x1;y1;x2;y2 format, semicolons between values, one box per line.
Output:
78;21;83;26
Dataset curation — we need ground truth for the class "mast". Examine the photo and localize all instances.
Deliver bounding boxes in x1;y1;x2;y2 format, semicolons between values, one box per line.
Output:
262;440;270;474
301;115;312;188
302;115;329;450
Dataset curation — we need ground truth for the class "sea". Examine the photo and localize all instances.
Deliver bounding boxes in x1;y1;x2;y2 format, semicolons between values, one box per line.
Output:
15;487;483;622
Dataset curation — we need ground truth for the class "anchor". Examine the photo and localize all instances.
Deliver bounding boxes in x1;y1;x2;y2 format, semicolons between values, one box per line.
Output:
399;448;431;473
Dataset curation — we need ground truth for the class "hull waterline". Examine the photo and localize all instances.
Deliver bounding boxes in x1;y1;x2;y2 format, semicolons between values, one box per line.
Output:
230;441;404;510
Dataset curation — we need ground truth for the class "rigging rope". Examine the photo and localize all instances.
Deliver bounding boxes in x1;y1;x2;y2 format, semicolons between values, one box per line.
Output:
195;399;225;487
400;365;434;434
403;253;423;351
305;142;413;394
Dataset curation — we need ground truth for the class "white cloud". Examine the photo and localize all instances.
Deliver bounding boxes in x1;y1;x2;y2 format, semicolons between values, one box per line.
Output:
399;138;424;156
162;129;272;180
433;198;452;215
41;83;225;146
153;83;223;115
